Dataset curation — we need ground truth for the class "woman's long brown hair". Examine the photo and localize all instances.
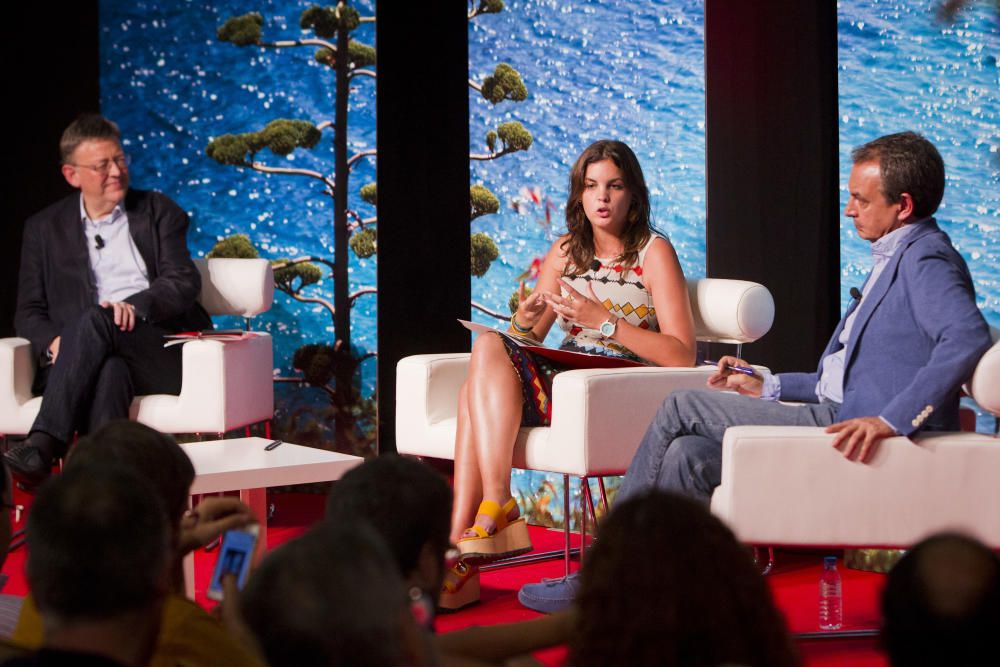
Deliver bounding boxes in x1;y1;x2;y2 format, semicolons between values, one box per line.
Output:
561;139;653;276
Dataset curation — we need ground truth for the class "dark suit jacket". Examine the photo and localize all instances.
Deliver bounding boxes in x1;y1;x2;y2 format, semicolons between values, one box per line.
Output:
14;189;212;364
778;219;991;435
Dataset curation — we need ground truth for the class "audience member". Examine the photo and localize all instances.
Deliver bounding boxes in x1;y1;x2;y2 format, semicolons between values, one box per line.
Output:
325;454;453;621
0;459;29;656
568;491;799;667
5;464;171;666
12;420;263;667
324;454;569;665
881;532;1000;666
241;519;435;667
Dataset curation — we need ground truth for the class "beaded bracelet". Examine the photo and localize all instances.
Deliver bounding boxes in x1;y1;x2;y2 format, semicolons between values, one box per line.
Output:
509;312;533;335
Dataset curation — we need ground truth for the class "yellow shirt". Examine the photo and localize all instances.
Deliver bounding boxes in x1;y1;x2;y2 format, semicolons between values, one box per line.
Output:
13;593;265;667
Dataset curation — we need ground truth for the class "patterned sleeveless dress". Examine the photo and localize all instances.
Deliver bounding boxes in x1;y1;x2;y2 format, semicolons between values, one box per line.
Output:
501;236;662;426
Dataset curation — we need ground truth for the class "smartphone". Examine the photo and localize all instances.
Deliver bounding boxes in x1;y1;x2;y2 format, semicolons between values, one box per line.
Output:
206;525;259;601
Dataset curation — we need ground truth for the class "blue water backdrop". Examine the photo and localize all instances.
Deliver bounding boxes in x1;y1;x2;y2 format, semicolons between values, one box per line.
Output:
98;0;996;472
99;0;378;433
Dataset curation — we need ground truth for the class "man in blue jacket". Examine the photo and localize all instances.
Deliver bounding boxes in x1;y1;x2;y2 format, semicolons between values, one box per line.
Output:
4;115;210;488
520;131;993;612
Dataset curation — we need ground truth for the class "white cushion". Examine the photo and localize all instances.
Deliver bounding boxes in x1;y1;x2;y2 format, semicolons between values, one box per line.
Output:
195;258;274;318
689;278;775;344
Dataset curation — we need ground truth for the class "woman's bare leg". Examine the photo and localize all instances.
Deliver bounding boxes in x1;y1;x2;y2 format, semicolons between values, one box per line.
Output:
465;333;525;535
450;381;483;544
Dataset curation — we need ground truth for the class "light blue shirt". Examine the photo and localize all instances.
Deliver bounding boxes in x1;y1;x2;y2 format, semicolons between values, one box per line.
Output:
761;222;920;416
81;196;150;304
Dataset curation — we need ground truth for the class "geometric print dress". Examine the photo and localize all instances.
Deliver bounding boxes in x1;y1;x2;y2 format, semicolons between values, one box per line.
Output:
500;235;662;426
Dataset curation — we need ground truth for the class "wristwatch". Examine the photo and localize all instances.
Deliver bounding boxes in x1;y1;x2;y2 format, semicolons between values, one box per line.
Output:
599;315;619;338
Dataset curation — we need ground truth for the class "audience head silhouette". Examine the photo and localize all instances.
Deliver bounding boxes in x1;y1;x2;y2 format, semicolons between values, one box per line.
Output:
241;519;431;667
68;420;195;528
569;491;798;667
26;464;170;665
325;454;452;600
882;532;1000;667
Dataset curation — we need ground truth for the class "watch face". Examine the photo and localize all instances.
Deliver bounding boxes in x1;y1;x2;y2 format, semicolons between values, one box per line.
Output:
600;320;616;337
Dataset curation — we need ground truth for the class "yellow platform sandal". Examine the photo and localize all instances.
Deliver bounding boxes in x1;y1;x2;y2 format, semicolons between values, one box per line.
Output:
457;498;532;561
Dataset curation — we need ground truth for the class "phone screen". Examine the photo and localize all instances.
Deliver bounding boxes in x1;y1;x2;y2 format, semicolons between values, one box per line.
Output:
207;527;257;600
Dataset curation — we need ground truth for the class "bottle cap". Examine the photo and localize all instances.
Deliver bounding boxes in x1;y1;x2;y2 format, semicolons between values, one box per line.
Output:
824;556;837;566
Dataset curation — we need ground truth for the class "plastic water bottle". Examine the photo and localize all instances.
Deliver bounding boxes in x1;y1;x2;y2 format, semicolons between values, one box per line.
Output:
818;555;843;630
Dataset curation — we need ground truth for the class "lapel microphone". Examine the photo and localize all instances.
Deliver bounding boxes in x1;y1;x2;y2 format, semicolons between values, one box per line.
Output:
95;235;105;250
850;287;862;300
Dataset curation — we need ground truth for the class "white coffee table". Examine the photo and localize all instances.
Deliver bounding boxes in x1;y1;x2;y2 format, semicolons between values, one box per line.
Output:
179;437;363;598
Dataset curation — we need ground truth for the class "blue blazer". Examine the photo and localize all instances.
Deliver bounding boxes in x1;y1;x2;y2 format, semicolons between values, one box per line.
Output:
778;219;991;435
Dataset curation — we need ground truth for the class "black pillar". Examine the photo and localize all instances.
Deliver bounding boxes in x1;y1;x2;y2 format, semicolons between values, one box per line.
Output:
704;0;840;372
375;6;471;453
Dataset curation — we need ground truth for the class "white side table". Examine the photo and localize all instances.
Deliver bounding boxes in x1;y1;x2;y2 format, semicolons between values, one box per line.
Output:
179;437;363;598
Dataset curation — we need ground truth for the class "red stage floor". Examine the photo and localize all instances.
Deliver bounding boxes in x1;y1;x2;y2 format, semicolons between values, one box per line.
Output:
2;492;888;665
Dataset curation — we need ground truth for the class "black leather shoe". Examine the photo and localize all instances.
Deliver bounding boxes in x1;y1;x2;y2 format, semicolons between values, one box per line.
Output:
3;438;56;490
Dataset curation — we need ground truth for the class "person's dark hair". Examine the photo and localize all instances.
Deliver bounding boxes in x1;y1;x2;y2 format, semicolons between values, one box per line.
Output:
325;454;452;576
851;131;945;219
241;520;409;667
562;139;653;275
68;420;195;525
27;464;170;621
60;113;121;164
569;491;799;667
881;532;1000;667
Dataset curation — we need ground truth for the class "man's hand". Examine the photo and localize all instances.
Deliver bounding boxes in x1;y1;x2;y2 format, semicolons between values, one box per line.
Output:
178;496;256;556
826;416;896;463
100;300;137;332
48;336;61;364
706;355;763;397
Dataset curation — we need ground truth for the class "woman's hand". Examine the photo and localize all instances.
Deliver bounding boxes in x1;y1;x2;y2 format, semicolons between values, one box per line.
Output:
513;281;550;332
546;280;613;331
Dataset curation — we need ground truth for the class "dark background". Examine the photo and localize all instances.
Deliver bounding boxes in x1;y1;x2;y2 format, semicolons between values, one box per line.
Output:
3;2;839;453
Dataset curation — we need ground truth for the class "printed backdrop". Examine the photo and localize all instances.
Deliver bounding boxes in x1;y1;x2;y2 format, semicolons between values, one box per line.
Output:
100;1;997;527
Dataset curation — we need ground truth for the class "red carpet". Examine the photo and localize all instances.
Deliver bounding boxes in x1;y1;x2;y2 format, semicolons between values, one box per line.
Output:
2;492;887;665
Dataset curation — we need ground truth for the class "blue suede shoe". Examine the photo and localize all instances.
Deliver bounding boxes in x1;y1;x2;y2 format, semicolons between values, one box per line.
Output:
517;573;581;613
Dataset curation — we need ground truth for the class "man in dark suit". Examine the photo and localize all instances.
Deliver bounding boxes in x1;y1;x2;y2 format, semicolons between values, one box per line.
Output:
4;114;210;487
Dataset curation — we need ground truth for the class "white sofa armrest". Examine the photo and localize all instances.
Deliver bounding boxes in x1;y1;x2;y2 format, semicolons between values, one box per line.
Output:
0;338;39;434
395;354;471;458
711;425;1000;548
132;333;274;433
526;366;724;476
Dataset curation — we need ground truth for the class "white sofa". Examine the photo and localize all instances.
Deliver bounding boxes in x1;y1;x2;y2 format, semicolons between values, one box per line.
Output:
0;258;275;438
711;337;1000;552
396;278;776;567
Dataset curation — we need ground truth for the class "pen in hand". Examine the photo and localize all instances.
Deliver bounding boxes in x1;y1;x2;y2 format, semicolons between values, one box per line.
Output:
703;359;756;376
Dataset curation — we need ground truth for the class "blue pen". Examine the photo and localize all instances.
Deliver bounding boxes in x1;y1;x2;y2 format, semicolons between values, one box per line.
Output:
703;359;756;376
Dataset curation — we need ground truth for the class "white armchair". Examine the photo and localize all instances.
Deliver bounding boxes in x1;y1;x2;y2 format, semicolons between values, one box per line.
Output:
396;278;775;567
711;334;1000;558
0;258;275;439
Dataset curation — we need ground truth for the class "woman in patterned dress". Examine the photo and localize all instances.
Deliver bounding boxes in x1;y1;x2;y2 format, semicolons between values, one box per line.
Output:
442;140;696;609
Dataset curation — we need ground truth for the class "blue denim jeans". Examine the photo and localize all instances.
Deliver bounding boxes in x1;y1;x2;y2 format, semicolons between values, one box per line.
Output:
617;389;840;504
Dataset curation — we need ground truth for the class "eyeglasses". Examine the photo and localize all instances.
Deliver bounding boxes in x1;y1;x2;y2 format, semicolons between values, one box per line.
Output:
71;154;131;176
